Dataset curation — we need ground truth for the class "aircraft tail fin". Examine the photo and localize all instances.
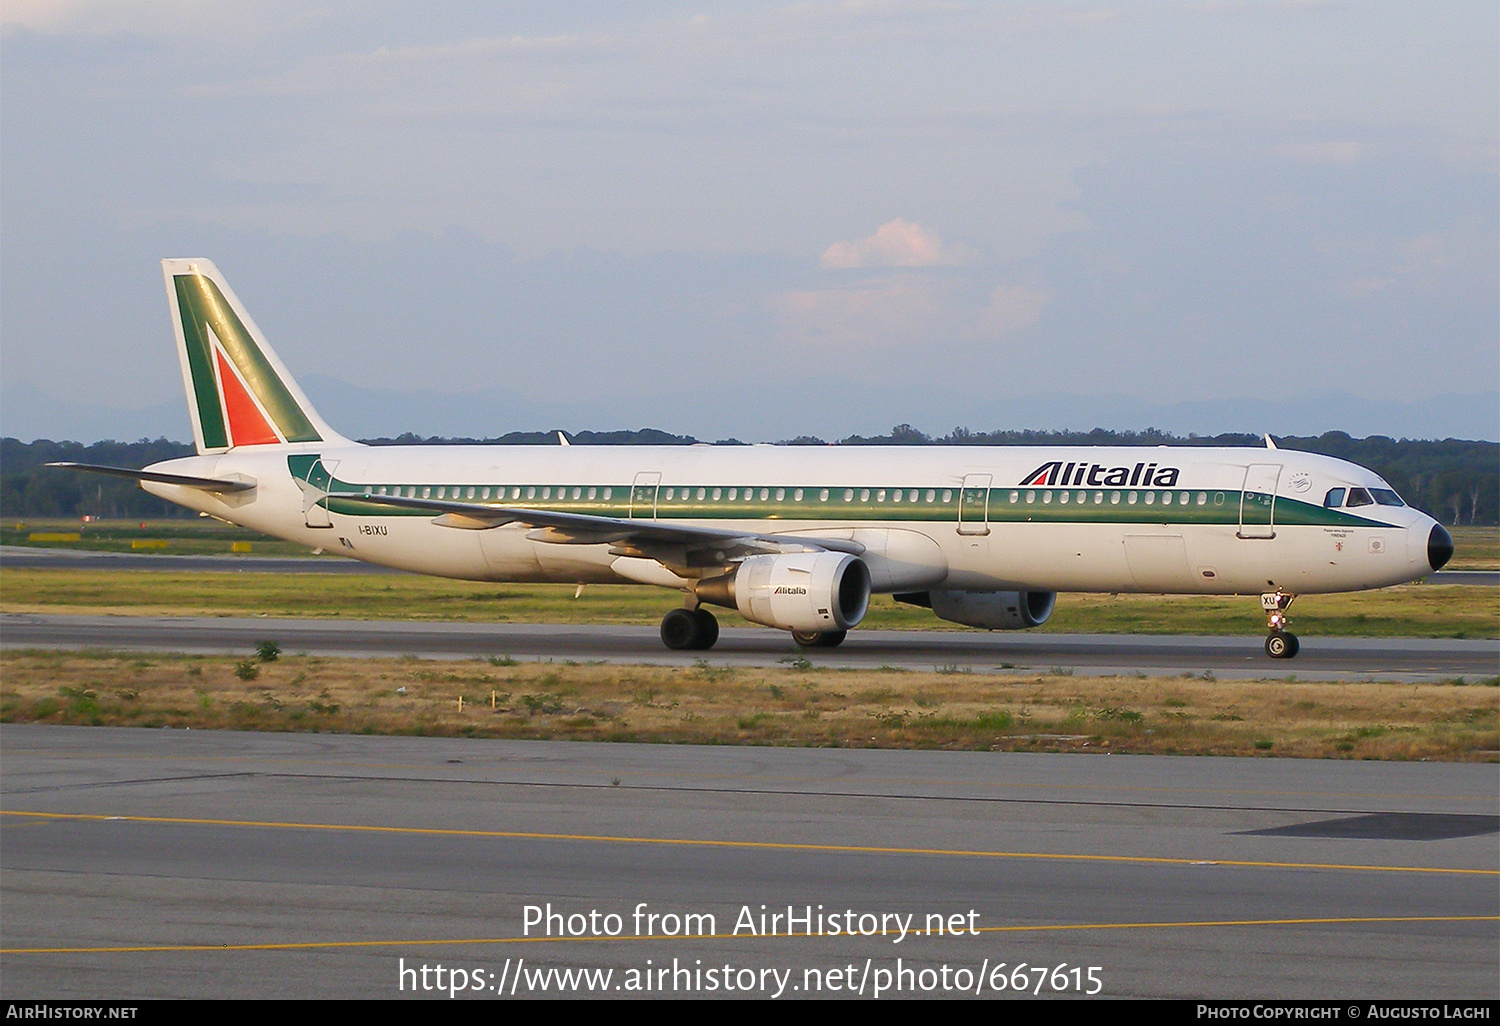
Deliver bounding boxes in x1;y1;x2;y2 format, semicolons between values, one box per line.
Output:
162;258;350;455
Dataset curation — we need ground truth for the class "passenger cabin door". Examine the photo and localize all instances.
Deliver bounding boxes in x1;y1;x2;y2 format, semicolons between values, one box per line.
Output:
630;472;660;519
1238;464;1281;539
957;473;992;536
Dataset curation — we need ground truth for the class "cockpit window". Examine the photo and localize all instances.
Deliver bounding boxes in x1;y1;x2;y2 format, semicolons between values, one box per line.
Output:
1370;488;1405;507
1324;488;1346;508
1346;487;1374;508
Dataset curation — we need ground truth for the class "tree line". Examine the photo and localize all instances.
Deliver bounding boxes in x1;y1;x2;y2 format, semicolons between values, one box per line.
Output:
4;428;1495;525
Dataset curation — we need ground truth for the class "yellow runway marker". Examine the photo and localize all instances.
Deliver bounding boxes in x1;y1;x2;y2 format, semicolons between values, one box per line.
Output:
6;916;1496;955
4;809;1495;876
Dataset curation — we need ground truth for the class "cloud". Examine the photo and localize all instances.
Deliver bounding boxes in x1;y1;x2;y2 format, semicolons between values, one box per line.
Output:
820;219;959;269
980;284;1052;333
776;275;946;351
1273;140;1365;165
773;275;1052;357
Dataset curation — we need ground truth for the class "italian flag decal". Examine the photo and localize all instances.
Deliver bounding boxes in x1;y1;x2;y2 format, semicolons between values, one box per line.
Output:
213;345;281;446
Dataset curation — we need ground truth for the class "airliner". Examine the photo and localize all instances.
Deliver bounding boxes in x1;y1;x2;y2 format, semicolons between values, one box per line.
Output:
51;259;1454;658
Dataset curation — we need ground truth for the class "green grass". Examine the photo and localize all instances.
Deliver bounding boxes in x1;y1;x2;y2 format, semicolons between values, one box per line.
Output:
1;567;1494;639
2;517;312;556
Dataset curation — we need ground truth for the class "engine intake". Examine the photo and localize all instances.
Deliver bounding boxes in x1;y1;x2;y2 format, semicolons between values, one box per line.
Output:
696;552;870;633
896;589;1056;630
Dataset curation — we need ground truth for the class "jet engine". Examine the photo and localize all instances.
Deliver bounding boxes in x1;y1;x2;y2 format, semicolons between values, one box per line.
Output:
695;552;870;633
896;589;1056;630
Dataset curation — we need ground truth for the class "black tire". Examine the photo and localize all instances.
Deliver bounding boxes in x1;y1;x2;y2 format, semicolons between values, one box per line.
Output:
1265;632;1294;659
1282;632;1299;658
661;608;701;650
692;608;719;650
792;629;847;648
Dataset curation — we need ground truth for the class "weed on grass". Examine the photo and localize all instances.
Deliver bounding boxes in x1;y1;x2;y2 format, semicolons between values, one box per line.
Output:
1;652;1495;760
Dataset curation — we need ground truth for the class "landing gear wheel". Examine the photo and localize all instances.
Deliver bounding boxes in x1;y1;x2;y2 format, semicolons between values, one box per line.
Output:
661;607;719;650
792;629;847;648
692;608;719;649
1264;631;1299;659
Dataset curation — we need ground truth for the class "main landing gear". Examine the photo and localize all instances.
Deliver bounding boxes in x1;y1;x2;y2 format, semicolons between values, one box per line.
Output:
660;606;719;650
792;629;847;648
1261;592;1299;659
658;607;850;651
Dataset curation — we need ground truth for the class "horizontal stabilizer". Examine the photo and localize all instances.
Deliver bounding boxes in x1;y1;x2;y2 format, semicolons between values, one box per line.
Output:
46;462;257;493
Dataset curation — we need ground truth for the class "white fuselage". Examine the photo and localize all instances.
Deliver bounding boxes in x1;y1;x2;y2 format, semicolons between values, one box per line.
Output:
143;443;1441;598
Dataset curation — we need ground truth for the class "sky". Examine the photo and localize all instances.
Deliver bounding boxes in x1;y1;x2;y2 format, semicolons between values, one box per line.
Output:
2;1;1496;444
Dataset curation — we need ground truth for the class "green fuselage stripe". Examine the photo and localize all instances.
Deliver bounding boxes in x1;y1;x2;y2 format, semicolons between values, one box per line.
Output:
317;476;1386;530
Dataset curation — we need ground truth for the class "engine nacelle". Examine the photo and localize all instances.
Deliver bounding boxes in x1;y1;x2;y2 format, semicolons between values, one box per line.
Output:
897;589;1056;630
695;552;871;633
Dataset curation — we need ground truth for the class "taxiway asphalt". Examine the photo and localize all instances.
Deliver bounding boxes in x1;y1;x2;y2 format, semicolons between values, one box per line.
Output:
1;725;1495;999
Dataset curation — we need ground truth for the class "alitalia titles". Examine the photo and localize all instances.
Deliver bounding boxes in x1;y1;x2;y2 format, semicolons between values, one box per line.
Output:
1020;460;1181;489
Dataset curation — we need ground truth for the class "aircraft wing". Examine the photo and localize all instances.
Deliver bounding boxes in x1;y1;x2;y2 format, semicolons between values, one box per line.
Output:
344;490;864;568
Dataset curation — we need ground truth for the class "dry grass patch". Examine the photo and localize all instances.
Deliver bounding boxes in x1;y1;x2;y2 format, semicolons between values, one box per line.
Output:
2;651;1494;761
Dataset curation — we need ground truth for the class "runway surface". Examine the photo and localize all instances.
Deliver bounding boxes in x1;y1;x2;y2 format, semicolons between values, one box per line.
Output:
3;545;1496;585
2;725;1495;999
4;612;1496;681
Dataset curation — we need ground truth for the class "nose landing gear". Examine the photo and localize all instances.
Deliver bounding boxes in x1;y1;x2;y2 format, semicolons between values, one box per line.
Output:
1261;592;1299;658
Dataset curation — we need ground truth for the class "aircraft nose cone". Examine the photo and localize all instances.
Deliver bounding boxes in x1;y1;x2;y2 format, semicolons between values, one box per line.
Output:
1428;523;1453;572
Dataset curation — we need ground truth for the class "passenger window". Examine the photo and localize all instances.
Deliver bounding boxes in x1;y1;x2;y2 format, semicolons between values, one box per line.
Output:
1346;487;1373;508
